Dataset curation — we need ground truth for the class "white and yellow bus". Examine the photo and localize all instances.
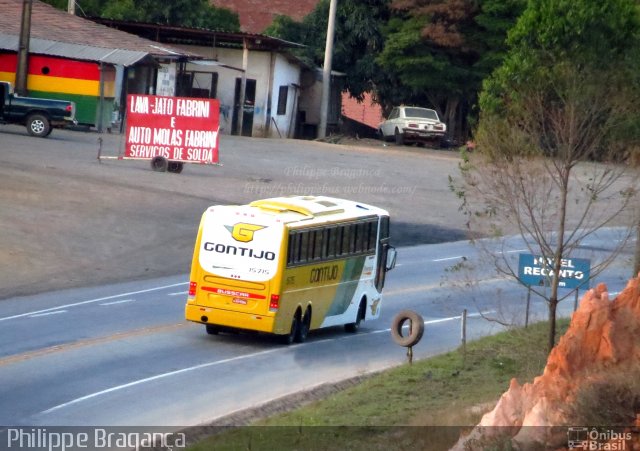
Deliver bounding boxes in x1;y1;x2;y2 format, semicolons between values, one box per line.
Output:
185;195;397;343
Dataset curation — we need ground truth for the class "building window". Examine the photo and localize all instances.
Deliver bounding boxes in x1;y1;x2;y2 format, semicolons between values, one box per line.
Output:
277;85;288;115
177;72;218;98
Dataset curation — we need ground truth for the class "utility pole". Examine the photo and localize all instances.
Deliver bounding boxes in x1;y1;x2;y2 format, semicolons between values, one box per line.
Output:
236;38;249;136
633;221;640;276
15;0;33;96
318;0;337;139
67;0;75;14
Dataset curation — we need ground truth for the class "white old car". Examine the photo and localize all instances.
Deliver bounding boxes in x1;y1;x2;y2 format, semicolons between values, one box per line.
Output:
378;106;446;146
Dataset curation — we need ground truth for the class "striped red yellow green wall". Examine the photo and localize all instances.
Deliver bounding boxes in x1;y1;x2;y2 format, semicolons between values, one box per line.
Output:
0;53;115;126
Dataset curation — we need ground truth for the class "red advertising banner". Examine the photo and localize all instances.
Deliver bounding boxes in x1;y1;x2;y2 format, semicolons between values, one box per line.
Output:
125;94;219;164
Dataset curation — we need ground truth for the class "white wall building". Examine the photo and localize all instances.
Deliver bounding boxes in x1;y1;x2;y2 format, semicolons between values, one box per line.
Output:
93;20;342;140
181;46;301;138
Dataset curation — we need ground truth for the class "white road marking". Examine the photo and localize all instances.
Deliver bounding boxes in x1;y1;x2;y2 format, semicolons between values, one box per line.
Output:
167;291;187;296
0;281;188;322
29;311;67;318
41;347;282;414
432;256;464;262
369;310;495;334
100;299;135;306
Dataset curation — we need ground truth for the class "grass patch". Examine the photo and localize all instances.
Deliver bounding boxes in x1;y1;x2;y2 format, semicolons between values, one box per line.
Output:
187;320;568;451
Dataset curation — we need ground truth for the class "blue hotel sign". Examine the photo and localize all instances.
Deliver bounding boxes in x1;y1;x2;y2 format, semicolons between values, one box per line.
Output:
518;254;590;289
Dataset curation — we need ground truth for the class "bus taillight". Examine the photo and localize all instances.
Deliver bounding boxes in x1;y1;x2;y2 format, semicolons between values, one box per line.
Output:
189;281;197;297
269;294;280;311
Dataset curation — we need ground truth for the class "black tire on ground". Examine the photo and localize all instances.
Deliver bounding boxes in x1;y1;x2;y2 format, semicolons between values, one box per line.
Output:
394;128;404;146
205;324;220;335
378;129;386;142
295;307;311;343
345;299;366;333
281;312;300;345
150;156;168;172
167;161;184;173
391;310;425;347
26;114;51;138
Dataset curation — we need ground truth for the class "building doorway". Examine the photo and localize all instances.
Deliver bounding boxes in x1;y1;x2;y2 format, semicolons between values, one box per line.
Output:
232;78;256;136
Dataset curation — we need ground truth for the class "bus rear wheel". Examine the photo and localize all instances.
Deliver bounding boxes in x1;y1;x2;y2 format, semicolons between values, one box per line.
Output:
205;324;220;335
295;308;311;343
281;313;300;345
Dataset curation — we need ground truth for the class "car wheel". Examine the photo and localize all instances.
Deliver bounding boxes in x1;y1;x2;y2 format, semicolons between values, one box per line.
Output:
378;129;386;142
394;128;404;146
26;114;51;138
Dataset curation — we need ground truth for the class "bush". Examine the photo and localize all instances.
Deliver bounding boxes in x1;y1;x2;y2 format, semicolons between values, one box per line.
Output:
568;367;640;427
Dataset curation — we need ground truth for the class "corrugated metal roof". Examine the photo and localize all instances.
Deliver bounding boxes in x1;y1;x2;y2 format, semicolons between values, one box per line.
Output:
0;33;153;66
0;0;196;65
92;18;306;51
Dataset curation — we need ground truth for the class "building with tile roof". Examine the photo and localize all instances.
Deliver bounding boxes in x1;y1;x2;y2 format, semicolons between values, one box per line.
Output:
0;0;195;128
211;0;319;34
94;19;343;140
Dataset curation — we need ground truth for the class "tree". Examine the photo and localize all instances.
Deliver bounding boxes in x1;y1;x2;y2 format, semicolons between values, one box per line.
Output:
453;0;640;353
264;0;524;137
42;0;240;30
264;0;392;102
377;0;524;138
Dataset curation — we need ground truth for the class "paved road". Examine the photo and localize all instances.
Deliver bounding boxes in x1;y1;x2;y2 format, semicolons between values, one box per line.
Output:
0;231;631;428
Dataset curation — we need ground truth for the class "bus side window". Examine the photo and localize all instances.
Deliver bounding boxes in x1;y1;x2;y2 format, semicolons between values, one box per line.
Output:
380;216;390;241
312;229;325;260
375;216;391;291
288;231;304;266
288;219;380;266
348;224;357;254
326;227;338;259
355;222;366;253
319;228;329;260
287;232;296;265
368;220;379;252
339;225;349;256
299;231;310;263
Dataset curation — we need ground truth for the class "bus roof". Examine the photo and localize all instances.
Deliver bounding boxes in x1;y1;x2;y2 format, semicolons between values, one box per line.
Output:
234;195;389;227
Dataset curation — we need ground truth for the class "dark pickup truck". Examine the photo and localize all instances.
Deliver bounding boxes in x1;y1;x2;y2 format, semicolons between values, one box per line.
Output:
0;81;77;137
